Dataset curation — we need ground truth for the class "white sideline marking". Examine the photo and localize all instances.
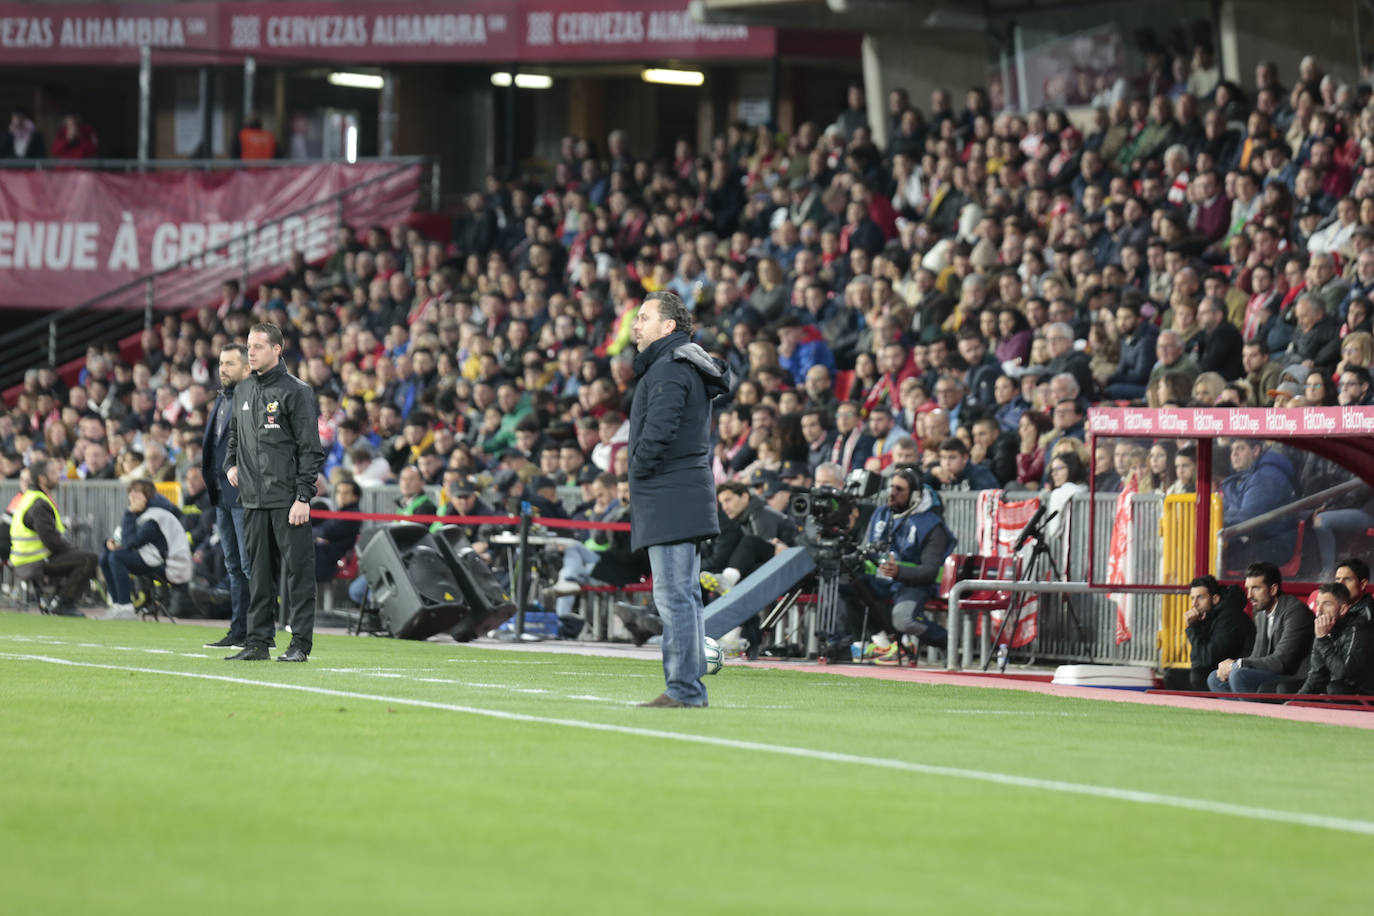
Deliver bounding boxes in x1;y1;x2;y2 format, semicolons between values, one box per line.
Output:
553;671;655;678
935;710;1084;717
5;653;1374;838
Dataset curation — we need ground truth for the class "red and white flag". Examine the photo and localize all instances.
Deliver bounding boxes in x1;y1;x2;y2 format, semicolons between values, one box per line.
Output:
1107;474;1138;644
975;490;1042;648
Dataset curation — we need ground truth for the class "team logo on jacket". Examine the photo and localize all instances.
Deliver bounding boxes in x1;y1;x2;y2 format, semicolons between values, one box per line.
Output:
264;399;281;430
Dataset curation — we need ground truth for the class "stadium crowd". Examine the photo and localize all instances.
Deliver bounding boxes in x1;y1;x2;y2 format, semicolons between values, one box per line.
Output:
7;38;1374;621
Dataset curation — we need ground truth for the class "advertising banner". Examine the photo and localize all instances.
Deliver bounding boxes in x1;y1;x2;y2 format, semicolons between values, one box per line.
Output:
0;162;421;309
0;0;776;65
1088;406;1374;439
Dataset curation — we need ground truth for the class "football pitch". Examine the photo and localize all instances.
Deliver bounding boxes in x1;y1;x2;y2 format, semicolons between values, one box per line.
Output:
3;611;1372;915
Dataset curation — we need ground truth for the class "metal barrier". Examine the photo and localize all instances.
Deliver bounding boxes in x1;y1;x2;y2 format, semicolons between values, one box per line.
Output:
2;479;1178;665
0;480;126;553
946;579;1192;671
938;490;1167;667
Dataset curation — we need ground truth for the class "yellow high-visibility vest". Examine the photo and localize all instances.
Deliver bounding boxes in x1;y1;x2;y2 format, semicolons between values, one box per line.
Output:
9;489;65;567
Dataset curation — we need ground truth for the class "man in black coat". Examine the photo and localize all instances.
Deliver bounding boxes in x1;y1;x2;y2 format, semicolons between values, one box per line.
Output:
1297;583;1374;695
629;291;730;708
224;322;326;662
970;417;1019;486
1188;296;1245;381
200;343;251;650
1284;293;1342;377
1185;575;1255;691
702;481;797;584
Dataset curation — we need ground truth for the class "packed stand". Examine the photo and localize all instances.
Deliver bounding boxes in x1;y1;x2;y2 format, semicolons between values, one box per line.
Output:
7;39;1374;637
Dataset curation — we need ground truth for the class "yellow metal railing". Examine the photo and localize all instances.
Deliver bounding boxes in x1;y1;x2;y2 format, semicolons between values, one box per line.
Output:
1158;493;1222;668
154;480;182;508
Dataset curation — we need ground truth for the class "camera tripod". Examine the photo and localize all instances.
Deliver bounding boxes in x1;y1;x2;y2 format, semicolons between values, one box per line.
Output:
982;510;1089;671
757;545;887;659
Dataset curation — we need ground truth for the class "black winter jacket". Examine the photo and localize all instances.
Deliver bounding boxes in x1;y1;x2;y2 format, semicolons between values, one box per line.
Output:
1298;611;1374;695
224;361;325;509
1185;585;1256;690
628;332;730;551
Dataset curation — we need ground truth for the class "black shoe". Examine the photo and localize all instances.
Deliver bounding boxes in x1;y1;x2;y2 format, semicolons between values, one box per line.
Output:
277;646;309;663
225;646;270;661
52;602;84;617
204;634;244;650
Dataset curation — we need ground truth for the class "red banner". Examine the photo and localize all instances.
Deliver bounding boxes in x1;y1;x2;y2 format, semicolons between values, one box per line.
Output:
1088;406;1374;439
0;162;421;309
0;0;777;65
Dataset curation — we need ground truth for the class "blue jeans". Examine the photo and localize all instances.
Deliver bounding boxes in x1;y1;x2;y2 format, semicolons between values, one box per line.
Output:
557;542;606;615
99;548;159;604
1208;665;1281;694
217;502;249;640
1312;508;1374;575
349;575;369;605
649;541;708;706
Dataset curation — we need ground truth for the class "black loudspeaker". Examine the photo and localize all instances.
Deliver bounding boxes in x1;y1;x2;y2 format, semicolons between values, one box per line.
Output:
358;523;467;640
432;525;517;641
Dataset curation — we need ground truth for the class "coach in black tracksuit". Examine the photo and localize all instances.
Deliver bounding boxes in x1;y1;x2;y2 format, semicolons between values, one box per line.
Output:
224;322;325;662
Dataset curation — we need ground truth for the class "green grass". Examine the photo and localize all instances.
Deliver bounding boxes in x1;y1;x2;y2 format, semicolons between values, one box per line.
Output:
3;610;1373;915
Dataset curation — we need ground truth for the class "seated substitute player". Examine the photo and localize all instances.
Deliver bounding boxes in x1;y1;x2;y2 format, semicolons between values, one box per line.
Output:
1209;561;1314;694
1295;582;1374;696
1184;574;1255;691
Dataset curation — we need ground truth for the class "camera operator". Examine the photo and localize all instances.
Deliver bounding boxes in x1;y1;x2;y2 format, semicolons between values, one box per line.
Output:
856;467;956;653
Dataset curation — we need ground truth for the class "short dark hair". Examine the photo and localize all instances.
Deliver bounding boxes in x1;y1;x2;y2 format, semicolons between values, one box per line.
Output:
938;436;969;455
891;467;921;492
1319;582;1352;604
220;342;248;361
250;322;284;348
1342;366;1372;388
128;478;156;501
1245;561;1282;588
1337;557;1370;583
643;290;692;335
27;457;55;481
718;480;750;497
1189;574;1222;598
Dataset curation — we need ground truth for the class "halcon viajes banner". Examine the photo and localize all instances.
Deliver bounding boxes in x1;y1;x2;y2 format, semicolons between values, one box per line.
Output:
0;162;421;309
1088;406;1374;438
0;0;777;65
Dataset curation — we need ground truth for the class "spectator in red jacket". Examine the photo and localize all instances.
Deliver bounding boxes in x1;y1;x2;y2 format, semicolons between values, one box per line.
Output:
51;113;98;160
